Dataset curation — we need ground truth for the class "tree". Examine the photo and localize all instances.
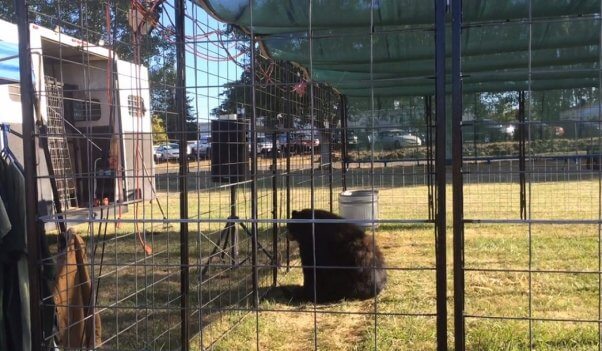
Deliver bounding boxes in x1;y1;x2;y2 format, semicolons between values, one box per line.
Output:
212;26;340;133
0;0;197;139
149;56;197;140
151;115;168;144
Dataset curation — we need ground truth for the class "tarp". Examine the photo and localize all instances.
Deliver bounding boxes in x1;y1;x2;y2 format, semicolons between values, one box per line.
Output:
196;0;602;97
0;41;19;84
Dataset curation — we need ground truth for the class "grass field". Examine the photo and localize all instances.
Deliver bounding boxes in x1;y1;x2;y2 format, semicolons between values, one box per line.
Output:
58;167;602;350
192;175;601;350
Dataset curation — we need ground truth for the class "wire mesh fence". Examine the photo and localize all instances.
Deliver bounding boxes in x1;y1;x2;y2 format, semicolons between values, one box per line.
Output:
3;0;602;350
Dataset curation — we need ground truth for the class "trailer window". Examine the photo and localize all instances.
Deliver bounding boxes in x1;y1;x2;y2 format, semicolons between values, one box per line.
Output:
73;98;102;121
8;84;20;102
128;95;145;117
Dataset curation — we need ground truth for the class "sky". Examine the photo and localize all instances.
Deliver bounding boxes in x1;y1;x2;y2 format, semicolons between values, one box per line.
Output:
161;1;246;124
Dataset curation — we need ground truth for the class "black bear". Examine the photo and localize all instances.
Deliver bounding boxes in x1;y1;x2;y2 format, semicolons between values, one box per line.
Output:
286;209;387;303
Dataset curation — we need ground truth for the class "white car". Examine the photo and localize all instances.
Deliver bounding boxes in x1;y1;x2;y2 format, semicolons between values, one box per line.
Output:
379;129;422;149
155;144;180;162
256;136;280;156
191;137;212;159
153;145;161;162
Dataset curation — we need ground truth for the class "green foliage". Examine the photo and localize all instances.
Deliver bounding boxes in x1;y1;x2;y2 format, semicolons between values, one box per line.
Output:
149;56;197;140
0;0;197;139
212;26;340;130
466;89;601;122
151;115;168;144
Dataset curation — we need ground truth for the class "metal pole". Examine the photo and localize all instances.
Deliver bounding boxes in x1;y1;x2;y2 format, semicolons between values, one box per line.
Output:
249;17;259;309
518;91;527;220
271;131;278;286
328;129;334;213
425;96;435;221
175;0;189;348
285;129;291;271
230;185;239;265
340;95;348;191
451;0;465;350
434;0;448;350
16;2;42;350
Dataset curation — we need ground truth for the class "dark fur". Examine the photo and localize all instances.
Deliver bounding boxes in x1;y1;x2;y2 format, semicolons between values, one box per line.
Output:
286;209;387;303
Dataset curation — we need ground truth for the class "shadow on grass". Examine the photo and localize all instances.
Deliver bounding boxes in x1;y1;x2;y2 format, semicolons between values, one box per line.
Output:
42;227;294;350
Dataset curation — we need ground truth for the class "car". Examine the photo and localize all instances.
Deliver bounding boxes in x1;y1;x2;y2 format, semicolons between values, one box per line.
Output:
191;137;212;159
462;119;511;143
153;145;161;162
164;141;193;159
530;122;565;139
557;119;599;138
333;130;359;150
378;129;422;149
347;131;359;148
255;136;280;156
291;132;320;154
277;133;289;146
154;144;180;162
275;132;319;154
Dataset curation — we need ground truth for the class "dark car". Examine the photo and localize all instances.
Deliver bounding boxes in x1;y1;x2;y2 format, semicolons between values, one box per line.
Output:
555;120;597;139
528;122;565;140
278;132;320;154
462;119;514;143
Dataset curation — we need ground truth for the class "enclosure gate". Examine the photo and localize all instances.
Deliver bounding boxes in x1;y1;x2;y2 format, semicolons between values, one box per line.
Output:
12;0;450;349
452;0;602;350
16;0;602;350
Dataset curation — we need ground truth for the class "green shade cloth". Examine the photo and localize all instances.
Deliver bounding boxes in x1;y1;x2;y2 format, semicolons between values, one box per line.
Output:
197;0;602;97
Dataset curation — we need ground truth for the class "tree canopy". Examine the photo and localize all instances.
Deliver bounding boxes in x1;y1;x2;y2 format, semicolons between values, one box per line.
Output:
0;0;197;140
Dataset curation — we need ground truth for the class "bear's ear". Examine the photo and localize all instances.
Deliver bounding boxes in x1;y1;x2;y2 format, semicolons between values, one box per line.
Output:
292;210;299;217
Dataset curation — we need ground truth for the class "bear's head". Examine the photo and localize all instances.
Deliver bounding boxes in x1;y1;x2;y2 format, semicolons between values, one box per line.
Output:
286;209;341;242
286;209;309;242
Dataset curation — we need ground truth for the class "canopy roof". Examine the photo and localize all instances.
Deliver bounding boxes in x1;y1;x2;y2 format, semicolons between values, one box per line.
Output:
197;0;602;97
0;41;19;84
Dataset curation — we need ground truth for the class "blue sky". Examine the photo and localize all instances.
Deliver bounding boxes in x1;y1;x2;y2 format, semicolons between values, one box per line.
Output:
161;2;246;124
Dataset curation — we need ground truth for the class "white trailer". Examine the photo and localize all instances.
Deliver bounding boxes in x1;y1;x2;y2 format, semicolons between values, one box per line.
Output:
0;19;155;221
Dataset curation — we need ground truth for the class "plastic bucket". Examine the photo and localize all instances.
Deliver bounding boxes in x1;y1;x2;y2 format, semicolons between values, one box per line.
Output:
339;189;379;229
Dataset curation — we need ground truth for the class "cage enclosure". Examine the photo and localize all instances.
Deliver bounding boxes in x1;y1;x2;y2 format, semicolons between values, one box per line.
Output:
4;1;602;351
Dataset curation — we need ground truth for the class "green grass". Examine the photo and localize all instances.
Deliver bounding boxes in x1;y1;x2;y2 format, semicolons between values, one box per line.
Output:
193;178;601;350
57;165;602;350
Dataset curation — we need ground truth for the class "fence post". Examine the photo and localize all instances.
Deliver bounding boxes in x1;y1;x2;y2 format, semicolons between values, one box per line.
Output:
15;1;42;350
272;131;278;286
249;8;260;310
452;0;465;350
175;0;190;348
340;95;349;191
518;91;527;220
434;0;448;350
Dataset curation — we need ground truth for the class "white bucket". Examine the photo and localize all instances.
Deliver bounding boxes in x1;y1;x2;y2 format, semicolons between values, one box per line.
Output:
339;189;379;229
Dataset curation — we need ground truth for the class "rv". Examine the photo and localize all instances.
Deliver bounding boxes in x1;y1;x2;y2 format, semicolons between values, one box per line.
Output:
0;19;155;223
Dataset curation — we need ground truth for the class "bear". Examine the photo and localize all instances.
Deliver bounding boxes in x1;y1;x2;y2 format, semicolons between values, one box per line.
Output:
286;208;387;303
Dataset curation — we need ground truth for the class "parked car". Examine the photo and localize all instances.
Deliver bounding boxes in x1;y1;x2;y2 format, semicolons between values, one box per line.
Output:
557;120;599;138
462;119;512;143
154;144;180;162
153;145;161;162
191;137;212;159
332;130;358;149
529;122;565;139
347;131;359;148
166;141;194;159
291;132;320;154
255;136;280;156
278;132;319;154
378;129;422;149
